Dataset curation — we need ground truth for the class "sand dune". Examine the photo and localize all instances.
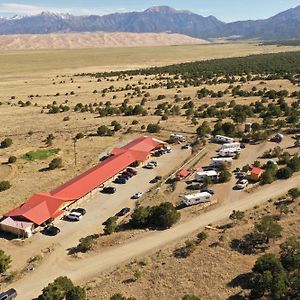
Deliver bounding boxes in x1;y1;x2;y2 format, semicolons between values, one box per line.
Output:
0;32;209;50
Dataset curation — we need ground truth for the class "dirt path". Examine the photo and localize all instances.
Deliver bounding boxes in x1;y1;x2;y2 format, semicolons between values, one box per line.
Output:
11;173;300;300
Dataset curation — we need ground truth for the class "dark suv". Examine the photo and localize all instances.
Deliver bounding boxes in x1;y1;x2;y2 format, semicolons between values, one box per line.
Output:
0;288;17;300
43;225;60;236
101;187;116;194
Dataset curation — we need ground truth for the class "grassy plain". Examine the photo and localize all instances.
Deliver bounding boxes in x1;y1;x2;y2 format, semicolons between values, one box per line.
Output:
0;43;300;78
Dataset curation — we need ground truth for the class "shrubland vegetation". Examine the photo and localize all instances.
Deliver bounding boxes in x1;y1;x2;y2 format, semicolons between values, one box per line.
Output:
38;276;86;300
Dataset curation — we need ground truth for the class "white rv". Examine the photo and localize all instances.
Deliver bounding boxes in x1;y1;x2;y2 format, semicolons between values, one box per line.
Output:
214;135;234;144
211;157;233;166
220;142;241;151
195;170;219;182
219;148;240;157
170;133;186;143
182;192;212;206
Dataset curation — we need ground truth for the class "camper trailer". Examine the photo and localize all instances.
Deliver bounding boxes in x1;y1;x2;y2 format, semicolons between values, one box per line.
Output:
220;142;241;151
170;133;186;143
211;157;233;167
195;170;219;182
182;192;212;206
219;148;241;157
214;135;234;144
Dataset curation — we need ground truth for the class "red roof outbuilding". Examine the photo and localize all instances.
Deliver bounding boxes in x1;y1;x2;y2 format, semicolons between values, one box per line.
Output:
177;169;191;179
251;167;263;175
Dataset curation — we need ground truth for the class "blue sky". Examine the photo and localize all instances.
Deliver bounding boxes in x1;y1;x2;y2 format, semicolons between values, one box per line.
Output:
0;0;299;22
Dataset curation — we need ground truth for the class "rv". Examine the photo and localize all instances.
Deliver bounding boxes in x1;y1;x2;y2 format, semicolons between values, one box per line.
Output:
195;170;219;182
170;133;186;143
220;142;241;151
182;192;212;206
214;135;234;144
211;157;233;166
219;148;240;157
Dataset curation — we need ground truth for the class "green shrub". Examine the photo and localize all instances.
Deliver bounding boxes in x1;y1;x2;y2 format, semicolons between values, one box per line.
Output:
0;249;11;274
146;123;160;133
48;158;62;170
0;181;11;192
8;156;17;164
1;138;12;148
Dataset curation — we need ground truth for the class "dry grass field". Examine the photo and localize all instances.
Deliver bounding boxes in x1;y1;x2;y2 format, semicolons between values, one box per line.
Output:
1;43;300;78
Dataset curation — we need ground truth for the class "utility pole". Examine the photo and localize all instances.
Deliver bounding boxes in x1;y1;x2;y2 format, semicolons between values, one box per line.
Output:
73;137;77;167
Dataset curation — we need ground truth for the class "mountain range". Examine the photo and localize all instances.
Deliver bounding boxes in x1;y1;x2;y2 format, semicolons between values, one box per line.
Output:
0;5;299;40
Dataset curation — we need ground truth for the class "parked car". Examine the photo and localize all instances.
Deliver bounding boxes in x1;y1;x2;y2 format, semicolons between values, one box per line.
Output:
144;163;155;169
186;183;201;190
166;147;172;153
123;171;134;178
0;288;17;300
43;225;60;236
66;211;82;221
115;177;127;184
235;172;247;179
149;161;158;166
233;167;241;173
71;208;86;216
150;175;162;184
101;187;116;194
115;207;131;217
153;150;163;157
200;189;215;195
127;168;137;175
235;179;249;190
181;143;191;149
132;192;143;199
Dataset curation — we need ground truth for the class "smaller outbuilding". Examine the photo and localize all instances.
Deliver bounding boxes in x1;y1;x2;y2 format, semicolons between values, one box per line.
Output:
176;169;191;181
249;167;264;182
0;217;34;238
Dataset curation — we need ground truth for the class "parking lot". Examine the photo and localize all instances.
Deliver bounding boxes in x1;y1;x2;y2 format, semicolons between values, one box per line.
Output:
5;144;192;270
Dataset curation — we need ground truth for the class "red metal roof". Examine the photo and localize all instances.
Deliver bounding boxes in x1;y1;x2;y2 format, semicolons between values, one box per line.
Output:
121;136;165;152
51;136;164;200
4;193;64;225
251;167;263;175
177;169;191;178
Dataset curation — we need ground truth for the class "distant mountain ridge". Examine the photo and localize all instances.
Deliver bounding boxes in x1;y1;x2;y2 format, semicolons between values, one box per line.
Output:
0;5;299;40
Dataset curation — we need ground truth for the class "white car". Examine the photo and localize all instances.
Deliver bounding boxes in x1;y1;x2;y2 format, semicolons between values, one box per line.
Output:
66;211;82;221
132;192;143;199
235;179;249;190
145;161;157;169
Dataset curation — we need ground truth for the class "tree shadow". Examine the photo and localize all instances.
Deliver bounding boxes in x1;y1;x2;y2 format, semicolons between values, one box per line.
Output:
227;293;248;300
228;272;253;289
122;278;136;284
39;167;50;172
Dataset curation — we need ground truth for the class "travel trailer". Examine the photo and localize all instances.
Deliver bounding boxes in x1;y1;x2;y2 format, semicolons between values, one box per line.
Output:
211;157;233;166
214;135;234;144
220;142;241;151
195;170;219;182
182;192;212;206
219;148;241;157
170;133;186;143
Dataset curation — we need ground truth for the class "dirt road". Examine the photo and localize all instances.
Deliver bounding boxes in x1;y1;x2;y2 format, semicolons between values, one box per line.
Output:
11;173;300;300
